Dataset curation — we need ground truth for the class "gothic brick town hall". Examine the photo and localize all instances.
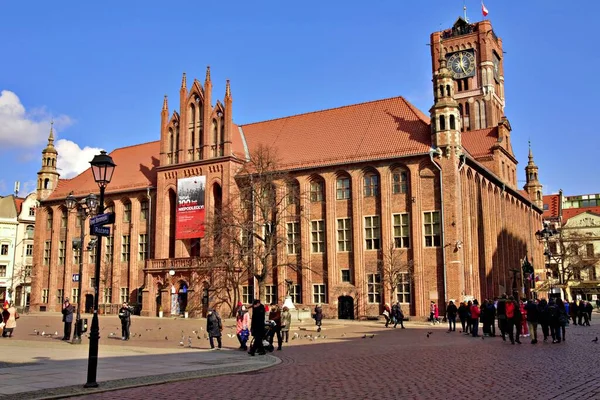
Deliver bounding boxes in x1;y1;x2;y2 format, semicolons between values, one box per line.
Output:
31;17;544;319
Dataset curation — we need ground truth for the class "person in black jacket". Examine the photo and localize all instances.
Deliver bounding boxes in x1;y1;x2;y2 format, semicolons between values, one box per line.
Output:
496;295;507;341
249;299;266;356
446;301;458;332
61;299;74;341
118;302;133;340
525;299;539;344
206;308;223;349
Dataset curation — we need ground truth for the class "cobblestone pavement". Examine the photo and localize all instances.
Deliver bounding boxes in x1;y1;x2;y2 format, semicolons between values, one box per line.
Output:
71;320;600;400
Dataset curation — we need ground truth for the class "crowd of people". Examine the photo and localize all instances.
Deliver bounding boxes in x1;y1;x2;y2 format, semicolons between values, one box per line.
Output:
438;295;595;344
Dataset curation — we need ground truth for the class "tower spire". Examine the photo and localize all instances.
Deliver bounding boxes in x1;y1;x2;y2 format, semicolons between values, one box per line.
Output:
205;65;211;82
463;0;469;22
162;95;168;111
48;120;55;145
181;72;187;89
225;79;231;98
528;140;534;163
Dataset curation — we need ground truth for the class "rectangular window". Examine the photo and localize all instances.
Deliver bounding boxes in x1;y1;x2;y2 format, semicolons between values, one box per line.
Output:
44;241;51;265
42;289;49;304
121;235;130;262
367;273;381;304
120;287;129;304
336;177;350;200
58;241;66;266
1;244;8;255
72;288;79;303
0;265;6;277
586;243;595;258
124;203;132;222
105;236;114;263
26;244;34;257
392;170;408;194
313;284;326;304
364;175;379;197
242;285;254;304
589;268;597;281
90;277;96;289
61;212;67;228
364;216;381;250
311;220;325;253
310;181;324;202
103;287;112;304
139;234;148;261
75;215;82;227
89;244;97;264
341;269;351;283
57;289;64;304
393;213;410;248
423;211;441;247
141;200;149;220
29;207;35;216
265;285;276;305
73;248;81;265
286;222;300;255
286;184;300;207
291;284;302;304
47;213;53;229
24;265;32;277
396;273;411;303
337;218;352;252
548;242;558;255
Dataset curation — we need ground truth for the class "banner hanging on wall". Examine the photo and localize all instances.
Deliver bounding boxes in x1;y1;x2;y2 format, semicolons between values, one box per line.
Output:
176;176;206;239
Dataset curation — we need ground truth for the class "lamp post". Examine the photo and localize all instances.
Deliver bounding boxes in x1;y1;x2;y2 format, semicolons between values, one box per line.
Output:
85;151;116;388
535;222;559;299
65;193;98;344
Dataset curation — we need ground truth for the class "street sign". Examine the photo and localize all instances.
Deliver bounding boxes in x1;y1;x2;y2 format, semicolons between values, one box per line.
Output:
90;212;115;227
72;274;80;282
91;225;110;237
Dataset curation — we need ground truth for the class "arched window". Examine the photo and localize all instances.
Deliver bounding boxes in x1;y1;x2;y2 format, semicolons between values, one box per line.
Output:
310;179;324;202
211;119;218;157
123;201;132;223
449;115;456;130
464;103;471;131
26;225;34;239
168;127;174;156
438;85;443;98
446;84;451;97
174;125;180;163
536;191;541;201
46;209;53;229
60;209;68;228
364;173;379;197
439;115;446;131
44;178;50;189
219;116;225;156
189;103;196;161
392;169;408;194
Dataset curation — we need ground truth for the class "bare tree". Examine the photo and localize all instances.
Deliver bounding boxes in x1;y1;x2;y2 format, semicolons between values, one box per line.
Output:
554;231;600;300
379;241;414;305
203;144;307;305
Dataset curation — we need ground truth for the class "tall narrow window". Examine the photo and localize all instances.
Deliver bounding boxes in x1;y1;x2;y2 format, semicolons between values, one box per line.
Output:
424;211;441;247
265;285;276;305
310;180;324;202
212;119;218;157
139;234;148;260
42;289;49;303
392;169;408;194
44;241;51;265
337;218;352;252
364;174;379;197
393;213;410;248
123;202;131;222
61;210;67;228
46;211;53;229
439;115;446;130
311;220;325;253
121;235;130;262
336;177;351;200
141;200;149;220
189;103;196;161
58;241;65;266
174;125;180;163
367;273;381;304
450;115;456;130
242;285;254;304
396;273;411;304
120;287;129;304
105;236;114;263
286;222;300;255
313;284;326;304
364;216;381;250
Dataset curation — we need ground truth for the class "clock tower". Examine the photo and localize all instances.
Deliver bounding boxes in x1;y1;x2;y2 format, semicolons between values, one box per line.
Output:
430;18;505;132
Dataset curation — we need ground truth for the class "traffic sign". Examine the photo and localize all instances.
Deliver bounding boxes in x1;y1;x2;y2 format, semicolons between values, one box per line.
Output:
90;212;115;227
72;274;80;282
91;225;110;236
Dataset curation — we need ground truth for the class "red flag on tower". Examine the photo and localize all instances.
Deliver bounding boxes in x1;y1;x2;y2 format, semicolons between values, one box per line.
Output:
481;2;489;17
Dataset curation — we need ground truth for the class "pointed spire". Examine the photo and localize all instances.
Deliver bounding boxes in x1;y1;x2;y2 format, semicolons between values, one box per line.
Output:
205;65;211;82
225;79;231;98
48;120;55;145
528;140;536;165
162;95;168;111
181;72;187;89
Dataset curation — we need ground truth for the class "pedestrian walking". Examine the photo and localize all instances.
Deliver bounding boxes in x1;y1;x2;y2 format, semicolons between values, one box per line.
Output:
281;306;292;342
525;298;539;344
236;304;250;351
249;299;266;356
61;298;74;341
1;302;18;338
118;302;132;340
393;302;405;329
446;300;457;332
313;304;323;332
268;304;283;350
206;308;223;349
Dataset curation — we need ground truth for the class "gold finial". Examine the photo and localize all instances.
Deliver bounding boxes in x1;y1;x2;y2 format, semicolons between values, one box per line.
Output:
205;65;211;82
225;79;231;98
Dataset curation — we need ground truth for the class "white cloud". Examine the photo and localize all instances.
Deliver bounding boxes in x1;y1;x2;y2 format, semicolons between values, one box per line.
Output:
0;90;73;147
19;180;37;196
55;139;104;179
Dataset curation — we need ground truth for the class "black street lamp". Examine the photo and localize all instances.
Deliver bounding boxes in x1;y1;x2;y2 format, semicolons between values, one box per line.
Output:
65;193;98;344
535;222;560;298
85;150;116;388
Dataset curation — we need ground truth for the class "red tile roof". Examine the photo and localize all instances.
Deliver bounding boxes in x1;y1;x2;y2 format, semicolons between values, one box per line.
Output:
14;197;25;214
461;127;498;158
542;194;560;218
47;141;160;201
240;96;432;169
563;207;600;223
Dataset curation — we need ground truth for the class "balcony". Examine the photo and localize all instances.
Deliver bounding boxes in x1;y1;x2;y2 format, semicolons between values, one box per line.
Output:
145;257;211;271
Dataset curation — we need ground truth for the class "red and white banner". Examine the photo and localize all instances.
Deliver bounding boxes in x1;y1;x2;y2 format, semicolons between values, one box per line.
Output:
482;2;489;17
176;176;206;239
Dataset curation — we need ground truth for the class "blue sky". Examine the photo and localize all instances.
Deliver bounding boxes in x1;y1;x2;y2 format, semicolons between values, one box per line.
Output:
0;0;597;197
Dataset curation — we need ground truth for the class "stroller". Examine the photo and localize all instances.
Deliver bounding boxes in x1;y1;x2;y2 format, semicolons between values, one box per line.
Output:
249;320;276;353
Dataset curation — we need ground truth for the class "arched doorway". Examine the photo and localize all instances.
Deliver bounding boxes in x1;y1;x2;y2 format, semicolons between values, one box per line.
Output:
177;281;188;315
338;296;354;320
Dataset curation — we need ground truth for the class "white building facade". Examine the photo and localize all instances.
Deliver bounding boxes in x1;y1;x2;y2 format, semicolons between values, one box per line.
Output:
0;195;18;304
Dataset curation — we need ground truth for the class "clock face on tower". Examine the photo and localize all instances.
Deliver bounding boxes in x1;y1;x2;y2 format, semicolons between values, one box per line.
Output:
447;51;476;79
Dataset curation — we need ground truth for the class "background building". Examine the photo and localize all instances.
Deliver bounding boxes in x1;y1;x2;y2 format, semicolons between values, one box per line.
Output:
31;18;544;319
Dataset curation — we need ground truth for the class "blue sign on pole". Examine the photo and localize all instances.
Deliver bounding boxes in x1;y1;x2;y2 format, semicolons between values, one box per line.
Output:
90;212;115;227
91;225;110;237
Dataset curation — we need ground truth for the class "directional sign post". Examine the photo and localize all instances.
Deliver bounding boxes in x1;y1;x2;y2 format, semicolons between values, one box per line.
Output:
91;225;110;237
89;212;115;227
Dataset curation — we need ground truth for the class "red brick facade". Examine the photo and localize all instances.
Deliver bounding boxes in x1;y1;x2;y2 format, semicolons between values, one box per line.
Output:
30;18;545;319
